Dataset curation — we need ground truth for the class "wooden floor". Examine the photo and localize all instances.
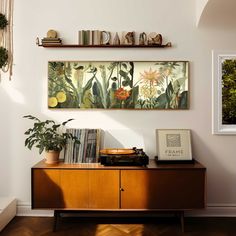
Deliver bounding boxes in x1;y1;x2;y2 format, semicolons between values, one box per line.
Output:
1;216;236;236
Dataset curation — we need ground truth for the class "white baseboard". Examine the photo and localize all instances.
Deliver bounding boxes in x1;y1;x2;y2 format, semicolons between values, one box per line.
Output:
17;203;236;217
187;204;236;217
17;202;53;217
0;198;17;231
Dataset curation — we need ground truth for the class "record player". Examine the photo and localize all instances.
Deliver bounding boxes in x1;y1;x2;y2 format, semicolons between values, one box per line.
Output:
99;147;149;166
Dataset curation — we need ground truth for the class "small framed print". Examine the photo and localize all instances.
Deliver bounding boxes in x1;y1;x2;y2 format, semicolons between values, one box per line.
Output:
155;129;193;163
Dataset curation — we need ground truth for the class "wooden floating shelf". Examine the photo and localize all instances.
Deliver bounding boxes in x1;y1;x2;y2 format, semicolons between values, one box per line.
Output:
38;43;172;48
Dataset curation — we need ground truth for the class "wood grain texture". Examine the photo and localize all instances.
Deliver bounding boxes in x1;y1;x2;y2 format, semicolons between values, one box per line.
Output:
32;169;62;208
32;159;205;170
60;170;89;208
2;216;236;236
121;169;205;210
89;170;120;209
32;160;206;211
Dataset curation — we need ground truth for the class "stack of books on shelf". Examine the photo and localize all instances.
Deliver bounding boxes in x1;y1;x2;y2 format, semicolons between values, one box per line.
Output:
79;30;101;45
64;128;101;163
41;37;62;46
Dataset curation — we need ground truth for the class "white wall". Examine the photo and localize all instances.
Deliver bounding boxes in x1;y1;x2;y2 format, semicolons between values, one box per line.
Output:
1;0;236;215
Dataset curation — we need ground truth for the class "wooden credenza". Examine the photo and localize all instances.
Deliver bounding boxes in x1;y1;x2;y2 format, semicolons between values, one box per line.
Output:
31;160;206;231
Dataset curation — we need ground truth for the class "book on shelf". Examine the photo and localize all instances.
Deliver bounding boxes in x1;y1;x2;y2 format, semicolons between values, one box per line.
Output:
64;128;102;163
41;37;62;45
78;30;101;45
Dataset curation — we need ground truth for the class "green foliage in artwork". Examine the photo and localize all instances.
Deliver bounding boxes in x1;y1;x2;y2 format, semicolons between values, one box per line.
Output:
0;47;8;68
48;62;80;108
47;61;188;110
178;91;188;109
155;94;167;109
155;61;180;69
0;13;8;29
222;59;236;124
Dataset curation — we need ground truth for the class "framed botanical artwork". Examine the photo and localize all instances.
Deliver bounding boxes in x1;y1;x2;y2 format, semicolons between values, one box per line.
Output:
48;61;189;110
212;51;236;134
155;129;193;162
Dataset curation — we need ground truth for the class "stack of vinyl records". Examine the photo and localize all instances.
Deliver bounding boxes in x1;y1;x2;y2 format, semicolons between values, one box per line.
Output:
41;37;62;46
64;128;101;164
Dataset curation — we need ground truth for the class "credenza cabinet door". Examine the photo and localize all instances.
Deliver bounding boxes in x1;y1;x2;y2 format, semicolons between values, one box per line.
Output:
32;160;206;211
89;170;120;209
60;170;89;208
32;169;62;208
120;169;205;210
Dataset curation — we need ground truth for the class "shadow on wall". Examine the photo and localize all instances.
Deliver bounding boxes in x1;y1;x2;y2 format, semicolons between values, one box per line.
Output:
191;130;236;204
102;130;124;149
0;86;13;196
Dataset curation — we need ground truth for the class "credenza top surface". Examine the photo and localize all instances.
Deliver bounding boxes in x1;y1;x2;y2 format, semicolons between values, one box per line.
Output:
32;159;206;170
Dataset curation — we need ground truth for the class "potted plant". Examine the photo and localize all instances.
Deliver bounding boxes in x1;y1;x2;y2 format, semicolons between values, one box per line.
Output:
23;115;79;164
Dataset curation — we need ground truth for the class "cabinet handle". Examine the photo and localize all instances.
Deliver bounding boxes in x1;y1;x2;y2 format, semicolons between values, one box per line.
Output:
120;188;124;191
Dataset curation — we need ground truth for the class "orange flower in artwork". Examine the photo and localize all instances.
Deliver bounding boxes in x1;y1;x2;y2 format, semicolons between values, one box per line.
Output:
115;88;130;101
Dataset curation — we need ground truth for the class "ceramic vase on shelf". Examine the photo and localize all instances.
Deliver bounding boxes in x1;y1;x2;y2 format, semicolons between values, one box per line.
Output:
113;32;120;45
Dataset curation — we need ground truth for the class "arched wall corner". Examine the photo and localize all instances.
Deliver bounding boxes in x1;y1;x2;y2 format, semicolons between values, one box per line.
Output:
196;0;236;28
196;0;209;27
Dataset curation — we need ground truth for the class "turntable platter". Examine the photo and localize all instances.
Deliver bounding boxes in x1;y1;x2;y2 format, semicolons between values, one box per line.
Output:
100;149;135;155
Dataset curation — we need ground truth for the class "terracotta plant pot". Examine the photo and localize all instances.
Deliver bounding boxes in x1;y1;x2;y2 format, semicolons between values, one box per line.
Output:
45;150;60;164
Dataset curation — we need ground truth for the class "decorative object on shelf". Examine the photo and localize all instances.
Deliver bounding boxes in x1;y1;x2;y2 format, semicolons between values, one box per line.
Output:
148;32;162;46
0;0;14;80
47;29;57;38
79;30;102;45
101;31;111;45
23;115;79;164
113;32;120;45
122;31;135;45
212;51;236;134
40;29;62;46
38;30;172;48
48;61;189;110
155;129;193;163
79;30;91;45
139;32;147;45
92;30;101;45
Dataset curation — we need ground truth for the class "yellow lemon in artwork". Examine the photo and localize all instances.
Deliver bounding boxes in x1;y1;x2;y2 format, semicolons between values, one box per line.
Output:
56;91;67;103
48;97;58;107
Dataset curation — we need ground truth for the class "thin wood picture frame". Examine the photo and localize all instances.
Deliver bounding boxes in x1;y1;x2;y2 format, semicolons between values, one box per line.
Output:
155;129;193;162
48;61;189;110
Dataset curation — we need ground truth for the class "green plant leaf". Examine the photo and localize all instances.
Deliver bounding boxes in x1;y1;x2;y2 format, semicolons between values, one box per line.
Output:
122;80;129;87
165;81;174;108
119;70;128;78
156;94;167;108
82;77;93;98
121;63;127;70
178;91;188;109
23;115;79;154
111;77;118;81
62;119;74;126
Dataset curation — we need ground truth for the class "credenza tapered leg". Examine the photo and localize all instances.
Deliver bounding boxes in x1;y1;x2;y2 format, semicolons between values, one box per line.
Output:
53;210;60;232
180;211;185;233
